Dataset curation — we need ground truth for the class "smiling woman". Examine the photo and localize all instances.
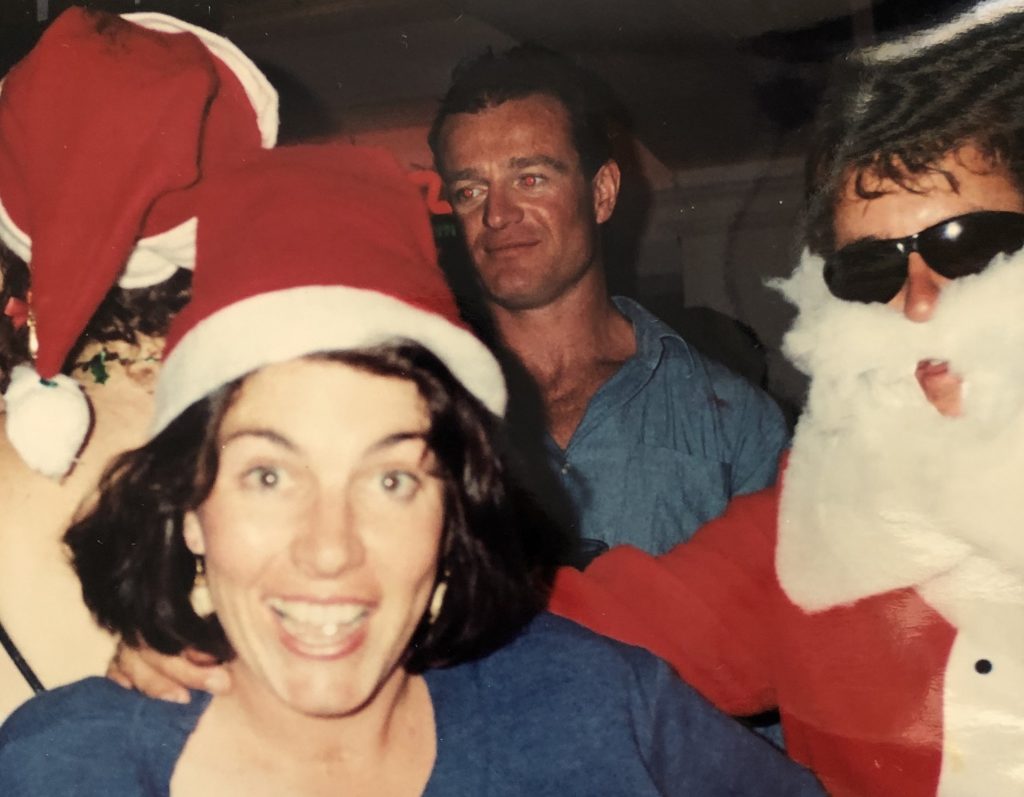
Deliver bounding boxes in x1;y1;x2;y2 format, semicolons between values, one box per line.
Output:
0;144;823;795
64;341;542;794
195;360;446;720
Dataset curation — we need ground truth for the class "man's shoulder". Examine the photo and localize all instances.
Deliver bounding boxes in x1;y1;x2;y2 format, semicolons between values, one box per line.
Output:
614;297;772;392
613;296;687;350
633;304;787;428
641;313;785;423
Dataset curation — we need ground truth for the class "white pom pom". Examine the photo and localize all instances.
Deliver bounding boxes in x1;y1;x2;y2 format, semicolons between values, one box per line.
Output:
4;364;92;479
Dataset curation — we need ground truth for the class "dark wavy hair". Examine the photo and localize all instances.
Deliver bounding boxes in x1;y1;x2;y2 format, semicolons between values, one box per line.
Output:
804;11;1024;255
65;342;556;671
428;43;624;179
66;268;192;365
0;243;191;391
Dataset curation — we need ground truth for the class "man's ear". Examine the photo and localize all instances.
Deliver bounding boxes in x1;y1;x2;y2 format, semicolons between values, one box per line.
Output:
592;159;621;225
183;512;206;557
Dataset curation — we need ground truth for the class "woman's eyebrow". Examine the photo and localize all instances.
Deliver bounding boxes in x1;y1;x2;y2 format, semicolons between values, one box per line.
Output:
219;428;297;451
365;430;430;456
219;429;431;460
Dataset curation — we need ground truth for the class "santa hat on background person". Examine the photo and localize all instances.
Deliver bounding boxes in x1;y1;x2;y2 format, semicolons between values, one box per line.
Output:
862;0;1024;62
0;7;277;478
152;144;506;437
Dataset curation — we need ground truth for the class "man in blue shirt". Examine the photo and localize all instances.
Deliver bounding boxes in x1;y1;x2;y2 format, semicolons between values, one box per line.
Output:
428;45;789;555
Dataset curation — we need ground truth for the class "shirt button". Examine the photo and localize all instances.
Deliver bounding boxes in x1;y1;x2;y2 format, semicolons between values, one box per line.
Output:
975;659;993;675
561;464;571;474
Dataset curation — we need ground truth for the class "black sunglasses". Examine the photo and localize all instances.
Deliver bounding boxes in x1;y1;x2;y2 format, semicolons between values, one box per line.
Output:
824;210;1024;304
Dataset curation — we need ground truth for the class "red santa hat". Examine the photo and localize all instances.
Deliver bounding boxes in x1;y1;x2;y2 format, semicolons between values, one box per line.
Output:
862;0;1024;62
0;8;277;477
151;144;506;436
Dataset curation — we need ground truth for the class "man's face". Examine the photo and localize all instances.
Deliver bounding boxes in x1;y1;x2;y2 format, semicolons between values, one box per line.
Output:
831;145;1024;416
777;149;1024;605
437;94;618;312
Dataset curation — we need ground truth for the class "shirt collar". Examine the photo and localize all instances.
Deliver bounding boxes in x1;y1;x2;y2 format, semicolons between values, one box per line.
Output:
612;296;696;377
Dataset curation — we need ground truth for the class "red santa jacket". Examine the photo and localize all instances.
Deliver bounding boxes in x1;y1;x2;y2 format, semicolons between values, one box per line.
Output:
550;484;960;797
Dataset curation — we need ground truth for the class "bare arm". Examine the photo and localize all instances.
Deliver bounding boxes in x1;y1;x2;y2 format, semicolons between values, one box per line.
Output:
107;642;231;702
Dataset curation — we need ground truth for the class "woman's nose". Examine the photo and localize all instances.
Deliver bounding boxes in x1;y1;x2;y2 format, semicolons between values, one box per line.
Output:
292;493;364;577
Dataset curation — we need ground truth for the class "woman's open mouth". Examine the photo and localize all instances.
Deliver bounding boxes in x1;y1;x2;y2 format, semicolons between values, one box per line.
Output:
267;597;371;657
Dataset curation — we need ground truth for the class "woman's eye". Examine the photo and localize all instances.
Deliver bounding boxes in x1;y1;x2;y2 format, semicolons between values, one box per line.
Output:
379;470;421;500
242;465;283;491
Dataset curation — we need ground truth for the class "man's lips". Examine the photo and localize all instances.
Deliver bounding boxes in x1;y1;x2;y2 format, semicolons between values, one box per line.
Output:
483;238;540;255
915;358;964;417
916;358;950;380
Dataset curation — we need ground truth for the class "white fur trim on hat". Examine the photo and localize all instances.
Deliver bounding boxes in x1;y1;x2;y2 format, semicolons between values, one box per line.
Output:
117;12;278;288
4;364;91;479
115;217;198;289
0;13;277;289
152;286;507;436
123;13;279;149
862;0;1024;62
0;184;29;263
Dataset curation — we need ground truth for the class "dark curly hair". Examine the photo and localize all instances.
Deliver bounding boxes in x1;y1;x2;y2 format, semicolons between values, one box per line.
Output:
804;10;1024;255
65;342;559;671
0;243;191;391
65;269;192;365
428;43;625;179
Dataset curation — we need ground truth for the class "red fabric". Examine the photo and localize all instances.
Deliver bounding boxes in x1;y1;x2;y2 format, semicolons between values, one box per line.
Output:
0;8;267;377
0;9;213;376
165;145;463;355
143;28;265;235
549;485;957;797
406;169;453;216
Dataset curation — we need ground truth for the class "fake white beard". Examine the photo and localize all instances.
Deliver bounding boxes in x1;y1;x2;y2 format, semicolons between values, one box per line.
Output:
775;248;1024;611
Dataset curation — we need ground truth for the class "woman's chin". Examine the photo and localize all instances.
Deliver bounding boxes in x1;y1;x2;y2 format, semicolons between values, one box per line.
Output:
266;668;381;719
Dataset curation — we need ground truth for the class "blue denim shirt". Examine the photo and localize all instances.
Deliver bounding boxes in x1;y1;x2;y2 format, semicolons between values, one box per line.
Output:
546;297;790;555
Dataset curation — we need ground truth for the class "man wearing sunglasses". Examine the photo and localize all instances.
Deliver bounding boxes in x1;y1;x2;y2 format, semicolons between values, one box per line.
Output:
552;3;1024;796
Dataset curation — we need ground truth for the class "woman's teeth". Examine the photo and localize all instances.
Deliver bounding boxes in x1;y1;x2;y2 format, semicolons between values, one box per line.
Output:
266;598;369;639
